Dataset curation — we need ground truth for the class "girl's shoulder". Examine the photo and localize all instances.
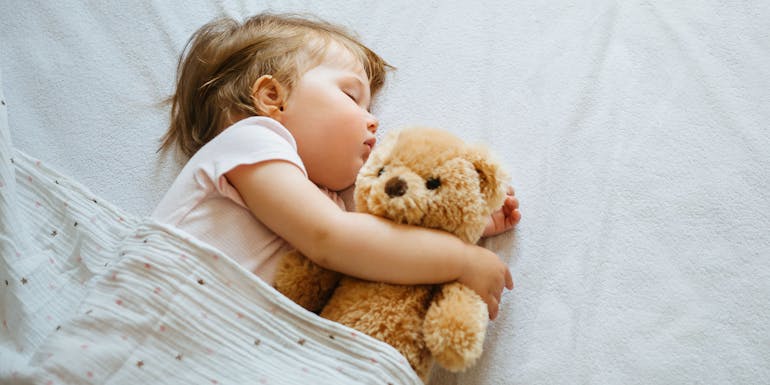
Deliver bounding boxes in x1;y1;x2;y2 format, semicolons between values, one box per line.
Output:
215;116;296;149
189;116;307;179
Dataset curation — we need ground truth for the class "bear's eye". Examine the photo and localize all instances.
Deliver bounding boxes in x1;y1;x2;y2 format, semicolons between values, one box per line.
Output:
425;177;441;190
377;167;385;177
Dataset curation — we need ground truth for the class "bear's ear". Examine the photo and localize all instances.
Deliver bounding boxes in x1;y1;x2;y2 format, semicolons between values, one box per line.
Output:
468;145;508;213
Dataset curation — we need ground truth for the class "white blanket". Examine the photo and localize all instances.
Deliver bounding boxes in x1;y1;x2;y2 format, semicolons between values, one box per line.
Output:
0;74;419;384
2;1;770;384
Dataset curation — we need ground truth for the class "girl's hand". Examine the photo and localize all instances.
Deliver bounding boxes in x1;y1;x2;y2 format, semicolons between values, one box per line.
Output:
457;247;514;320
482;185;521;237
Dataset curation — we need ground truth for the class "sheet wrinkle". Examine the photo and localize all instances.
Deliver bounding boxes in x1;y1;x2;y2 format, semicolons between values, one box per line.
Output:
145;3;184;65
647;2;758;135
566;3;620;132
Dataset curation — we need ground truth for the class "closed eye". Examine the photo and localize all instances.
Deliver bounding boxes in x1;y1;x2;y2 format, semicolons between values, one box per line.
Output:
343;91;357;102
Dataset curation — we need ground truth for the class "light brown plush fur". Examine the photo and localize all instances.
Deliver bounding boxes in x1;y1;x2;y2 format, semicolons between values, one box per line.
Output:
274;126;508;382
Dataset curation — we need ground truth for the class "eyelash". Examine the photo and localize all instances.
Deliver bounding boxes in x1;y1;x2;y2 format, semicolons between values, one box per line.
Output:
344;92;357;102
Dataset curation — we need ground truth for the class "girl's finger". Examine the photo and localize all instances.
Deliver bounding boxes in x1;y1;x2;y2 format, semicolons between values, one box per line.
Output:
488;297;500;320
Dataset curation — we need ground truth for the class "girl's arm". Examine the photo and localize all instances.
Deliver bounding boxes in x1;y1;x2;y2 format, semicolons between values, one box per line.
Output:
227;160;513;319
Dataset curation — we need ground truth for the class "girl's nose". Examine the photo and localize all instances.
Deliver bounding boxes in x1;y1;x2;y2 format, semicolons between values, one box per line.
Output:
367;114;379;133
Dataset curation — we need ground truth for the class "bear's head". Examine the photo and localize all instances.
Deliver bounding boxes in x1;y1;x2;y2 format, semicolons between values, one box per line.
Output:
354;127;508;243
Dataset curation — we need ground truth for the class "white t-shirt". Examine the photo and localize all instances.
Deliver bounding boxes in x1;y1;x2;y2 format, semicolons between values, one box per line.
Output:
152;117;345;284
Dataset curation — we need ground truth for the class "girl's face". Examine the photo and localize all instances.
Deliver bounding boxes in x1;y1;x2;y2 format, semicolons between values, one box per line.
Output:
277;49;379;191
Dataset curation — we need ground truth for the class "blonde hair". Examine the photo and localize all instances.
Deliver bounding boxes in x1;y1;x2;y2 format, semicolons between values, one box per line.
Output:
160;13;393;157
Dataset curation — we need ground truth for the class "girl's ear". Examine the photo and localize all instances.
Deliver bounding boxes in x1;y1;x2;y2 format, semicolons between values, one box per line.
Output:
250;75;287;119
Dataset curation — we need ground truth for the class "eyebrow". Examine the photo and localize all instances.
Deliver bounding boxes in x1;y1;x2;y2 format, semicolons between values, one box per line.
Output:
343;74;368;91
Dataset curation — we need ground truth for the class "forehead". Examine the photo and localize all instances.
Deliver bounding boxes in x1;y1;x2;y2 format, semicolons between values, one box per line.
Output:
304;38;368;80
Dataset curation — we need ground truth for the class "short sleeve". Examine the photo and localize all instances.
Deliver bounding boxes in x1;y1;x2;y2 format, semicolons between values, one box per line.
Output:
195;117;307;206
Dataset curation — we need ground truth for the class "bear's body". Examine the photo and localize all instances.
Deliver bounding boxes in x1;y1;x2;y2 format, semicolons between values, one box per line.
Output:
275;127;508;382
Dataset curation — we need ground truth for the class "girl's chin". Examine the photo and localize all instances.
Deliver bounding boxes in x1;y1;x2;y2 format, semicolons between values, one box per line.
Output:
326;173;358;192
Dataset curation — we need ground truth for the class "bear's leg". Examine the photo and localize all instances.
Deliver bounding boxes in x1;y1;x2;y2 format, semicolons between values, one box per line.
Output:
273;250;341;313
321;278;435;381
423;282;488;371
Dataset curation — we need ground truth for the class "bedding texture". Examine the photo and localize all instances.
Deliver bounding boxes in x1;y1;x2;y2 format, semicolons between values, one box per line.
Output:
2;1;770;384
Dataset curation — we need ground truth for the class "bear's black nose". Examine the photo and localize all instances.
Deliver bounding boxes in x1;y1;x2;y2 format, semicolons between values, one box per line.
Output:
385;177;408;197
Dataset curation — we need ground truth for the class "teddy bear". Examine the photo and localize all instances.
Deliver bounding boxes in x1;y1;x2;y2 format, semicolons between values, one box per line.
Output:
274;126;508;382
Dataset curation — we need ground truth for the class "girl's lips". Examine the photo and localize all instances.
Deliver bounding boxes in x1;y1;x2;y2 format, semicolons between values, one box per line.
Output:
363;137;376;160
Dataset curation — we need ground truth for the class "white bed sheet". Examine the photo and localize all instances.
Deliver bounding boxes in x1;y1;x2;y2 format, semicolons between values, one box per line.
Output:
2;1;770;384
